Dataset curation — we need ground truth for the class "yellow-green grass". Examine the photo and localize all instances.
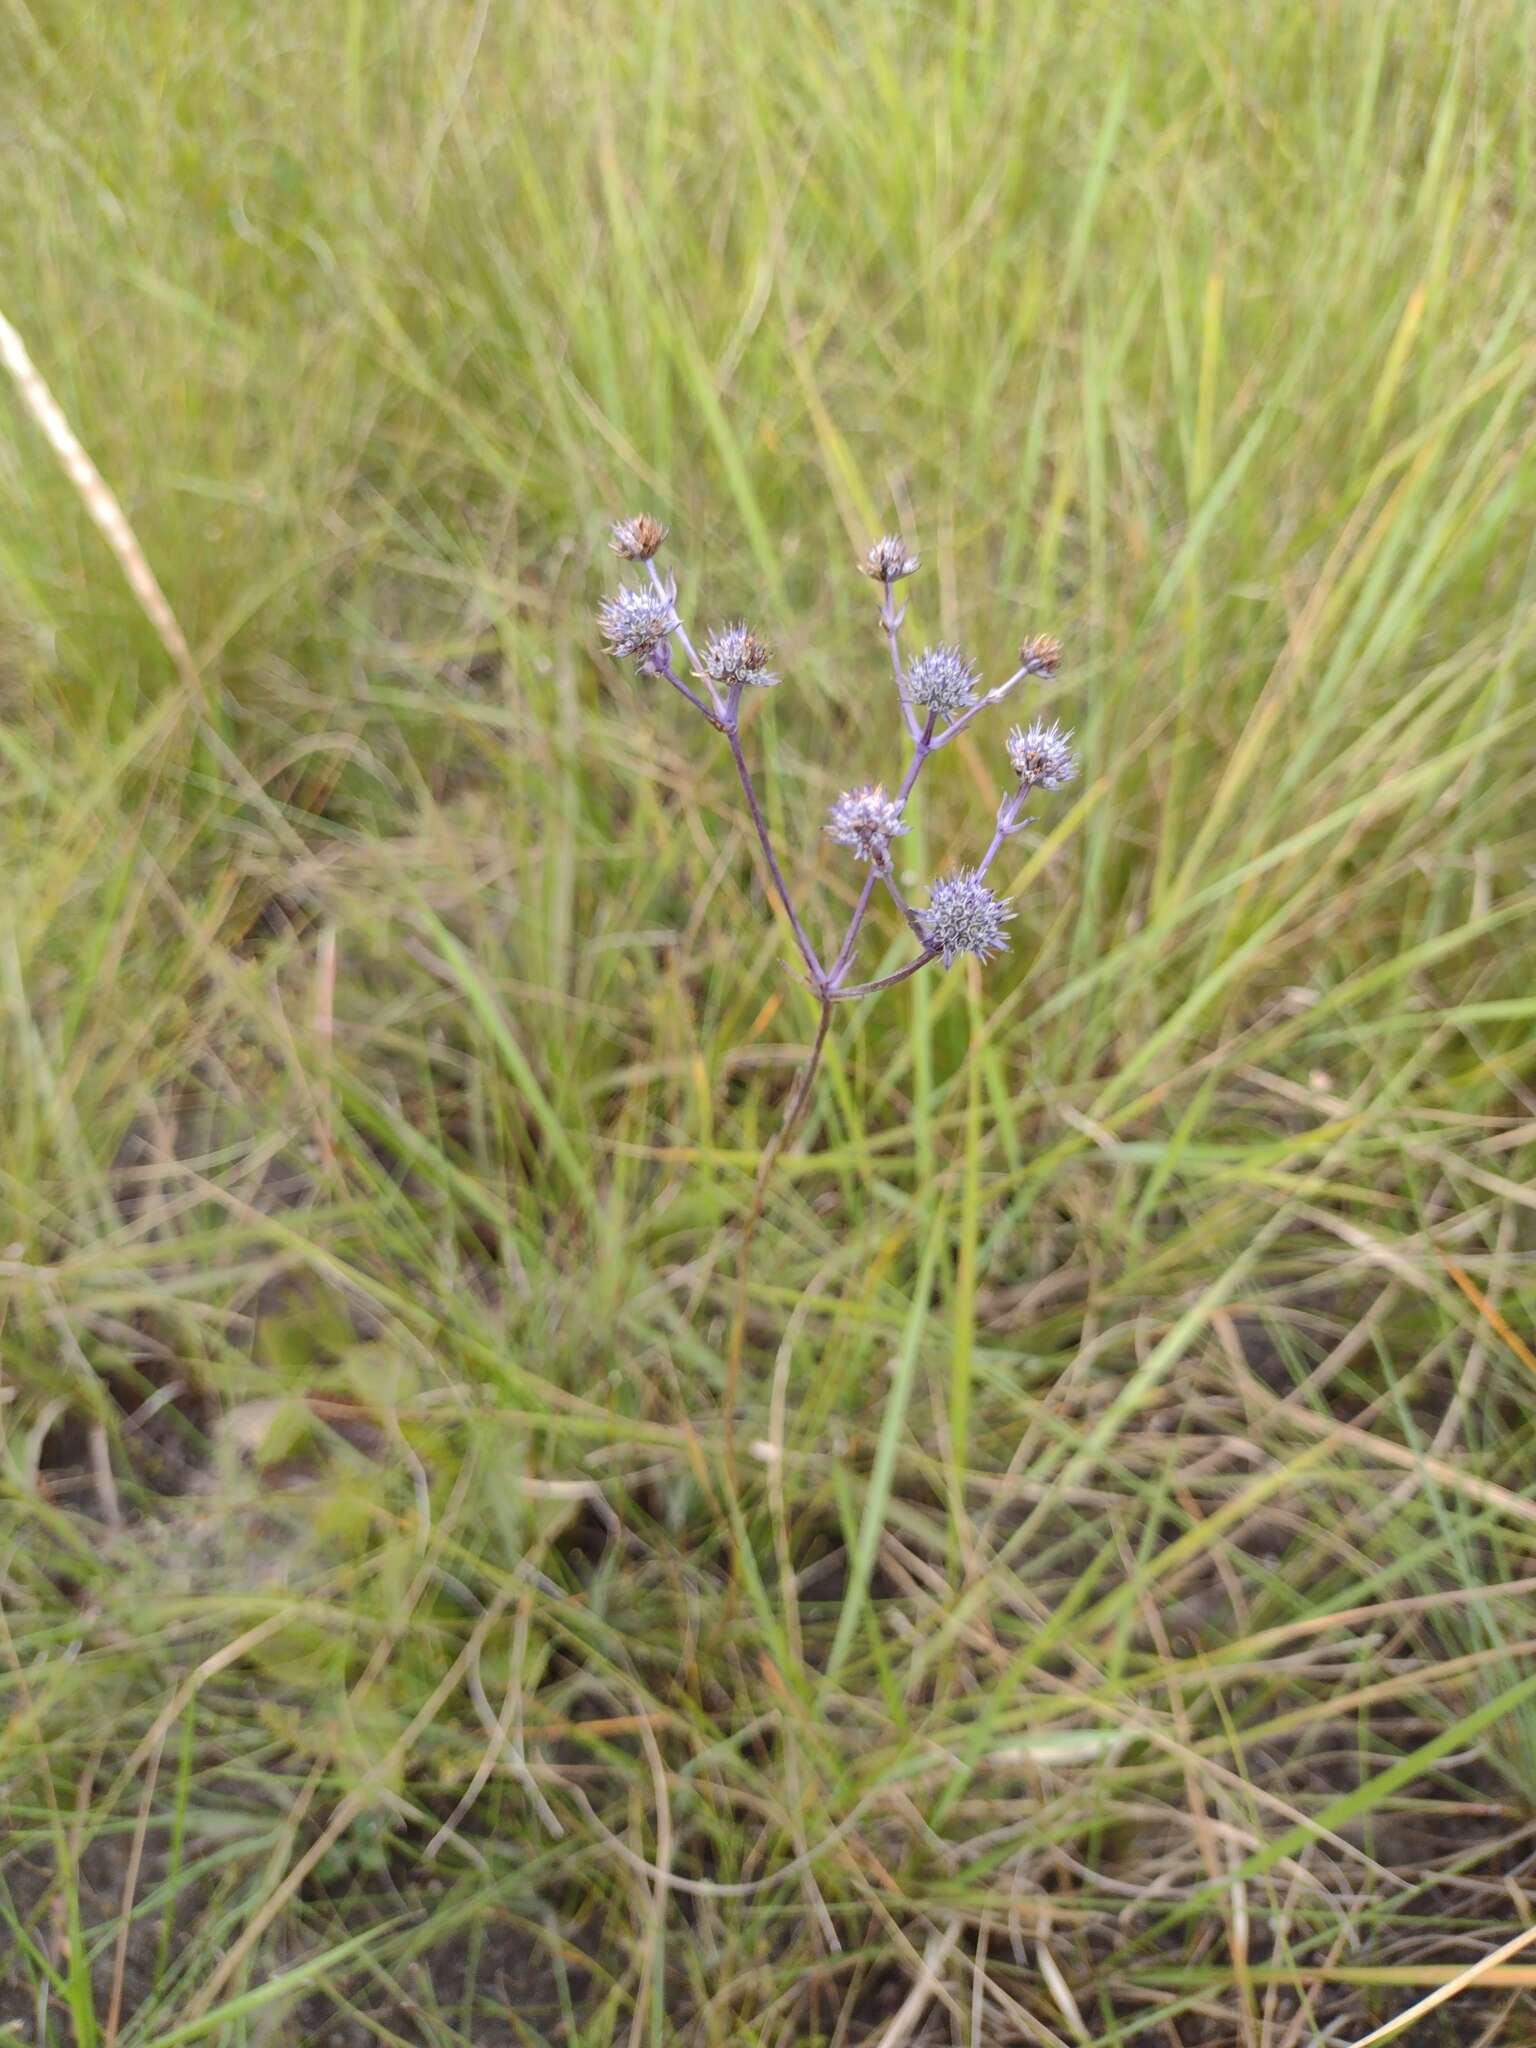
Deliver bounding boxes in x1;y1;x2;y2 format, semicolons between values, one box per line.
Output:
3;1;1536;2041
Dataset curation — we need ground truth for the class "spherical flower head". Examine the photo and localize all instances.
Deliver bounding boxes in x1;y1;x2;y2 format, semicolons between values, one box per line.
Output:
599;583;677;664
609;513;668;561
698;622;777;690
905;644;979;723
920;868;1015;968
1019;632;1063;678
860;534;920;583
1006;717;1077;790
825;784;908;867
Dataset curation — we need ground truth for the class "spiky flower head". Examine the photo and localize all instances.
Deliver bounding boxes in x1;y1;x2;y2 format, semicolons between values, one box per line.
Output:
920;869;1015;968
609;513;669;562
860;534;920;583
825;784;908;867
905;643;980;723
697;622;778;691
1018;632;1063;678
599;583;678;665
1006;717;1077;790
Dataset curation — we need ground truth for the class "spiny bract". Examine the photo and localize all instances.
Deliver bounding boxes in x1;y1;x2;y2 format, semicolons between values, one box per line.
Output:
698;622;778;690
825;784;908;866
920;869;1015;966
1007;717;1077;790
905;644;979;722
599;584;677;663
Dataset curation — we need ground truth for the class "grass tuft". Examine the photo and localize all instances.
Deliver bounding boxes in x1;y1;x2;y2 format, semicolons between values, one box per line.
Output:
3;2;1536;2041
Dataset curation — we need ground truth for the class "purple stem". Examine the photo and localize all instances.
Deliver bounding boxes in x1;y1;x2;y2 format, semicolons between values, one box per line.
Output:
826;872;879;985
931;666;1029;749
827;950;938;1003
881;578;920;740
826;710;937;989
725;717;824;983
976;781;1033;878
654;651;721;726
878;870;927;944
897;712;939;802
650;570;820;981
647;558;718;713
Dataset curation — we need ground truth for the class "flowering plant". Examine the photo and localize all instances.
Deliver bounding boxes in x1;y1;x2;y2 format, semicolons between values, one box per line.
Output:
601;515;1074;1041
602;513;1077;1453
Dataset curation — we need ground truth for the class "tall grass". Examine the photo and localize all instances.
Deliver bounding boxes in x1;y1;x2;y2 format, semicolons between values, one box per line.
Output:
3;1;1536;2040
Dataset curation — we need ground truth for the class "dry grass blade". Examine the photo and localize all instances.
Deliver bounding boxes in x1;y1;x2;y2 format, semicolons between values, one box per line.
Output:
0;303;199;693
870;1917;963;2048
1341;1919;1536;2047
103;1728;164;2046
182;1585;515;2020
1436;1248;1536;1381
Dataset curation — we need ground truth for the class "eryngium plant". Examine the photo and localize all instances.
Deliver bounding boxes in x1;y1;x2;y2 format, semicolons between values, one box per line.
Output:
602;519;1077;1466
601;520;1075;1056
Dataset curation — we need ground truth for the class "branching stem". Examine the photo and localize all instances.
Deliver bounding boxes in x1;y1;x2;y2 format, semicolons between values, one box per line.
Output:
826;708;936;987
653;652;720;726
647;557;712;705
724;720;824;983
605;529;1069;1514
828;951;939;1001
931;665;1028;748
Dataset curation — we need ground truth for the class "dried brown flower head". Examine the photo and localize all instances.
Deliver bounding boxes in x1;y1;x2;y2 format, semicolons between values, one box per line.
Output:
1018;632;1063;678
609;514;669;562
859;534;920;584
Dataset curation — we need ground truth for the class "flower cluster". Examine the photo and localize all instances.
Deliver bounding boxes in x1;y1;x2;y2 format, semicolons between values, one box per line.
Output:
609;514;669;561
699;622;777;691
860;534;921;583
825;784;908;867
597;515;1075;995
1019;632;1063;678
1007;717;1077;790
905;644;980;723
920;869;1015;967
598;583;677;664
